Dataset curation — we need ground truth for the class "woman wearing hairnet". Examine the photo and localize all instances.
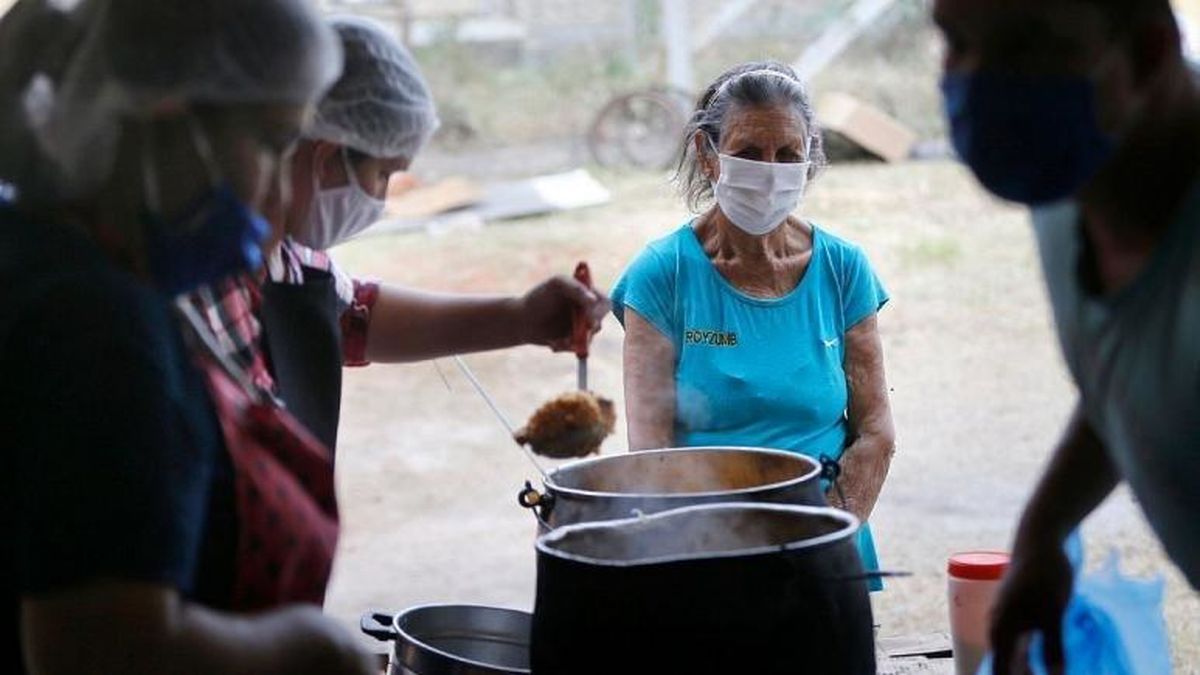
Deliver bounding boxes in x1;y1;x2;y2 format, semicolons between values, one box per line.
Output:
249;17;610;451
0;1;377;673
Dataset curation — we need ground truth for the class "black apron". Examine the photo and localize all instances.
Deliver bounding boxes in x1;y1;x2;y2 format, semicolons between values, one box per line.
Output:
259;267;344;456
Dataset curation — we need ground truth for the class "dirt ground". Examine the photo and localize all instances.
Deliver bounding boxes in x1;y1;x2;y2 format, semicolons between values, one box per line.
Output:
324;160;1199;670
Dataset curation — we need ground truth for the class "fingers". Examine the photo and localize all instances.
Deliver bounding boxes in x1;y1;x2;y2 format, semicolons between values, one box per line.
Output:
541;274;610;329
990;608;1020;675
1017;633;1035;675
557;276;610;323
1043;618;1066;675
546;337;573;353
525;274;612;350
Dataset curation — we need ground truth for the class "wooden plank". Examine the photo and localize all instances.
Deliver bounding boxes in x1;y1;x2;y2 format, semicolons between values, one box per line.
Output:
819;91;917;162
878;631;954;659
661;0;694;93
384;176;484;219
692;0;764;54
878;656;955;675
791;0;899;81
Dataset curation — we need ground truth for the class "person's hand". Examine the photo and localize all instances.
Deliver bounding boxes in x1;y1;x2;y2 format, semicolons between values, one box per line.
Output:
284;605;381;675
990;540;1074;675
519;274;611;351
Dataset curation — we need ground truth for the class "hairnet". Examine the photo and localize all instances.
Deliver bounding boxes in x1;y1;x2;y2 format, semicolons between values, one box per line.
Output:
0;0;344;201
306;16;440;160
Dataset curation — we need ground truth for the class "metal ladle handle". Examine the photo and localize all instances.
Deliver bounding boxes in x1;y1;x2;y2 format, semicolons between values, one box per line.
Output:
452;356;552;483
571;261;593;360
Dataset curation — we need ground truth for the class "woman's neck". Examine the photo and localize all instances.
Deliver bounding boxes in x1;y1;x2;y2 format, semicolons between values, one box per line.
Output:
1077;75;1200;292
696;207;801;262
1081;70;1200;241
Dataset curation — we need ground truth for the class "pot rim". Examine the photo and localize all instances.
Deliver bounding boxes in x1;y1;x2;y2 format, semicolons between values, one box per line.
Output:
543;446;822;500
534;502;860;567
389;603;532;674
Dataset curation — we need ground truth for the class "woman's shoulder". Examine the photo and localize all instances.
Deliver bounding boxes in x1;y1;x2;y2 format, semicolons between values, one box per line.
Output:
0;210;183;374
643;221;699;258
620;222;697;278
812;223;867;257
811;223;878;272
809;222;890;318
613;222;699;328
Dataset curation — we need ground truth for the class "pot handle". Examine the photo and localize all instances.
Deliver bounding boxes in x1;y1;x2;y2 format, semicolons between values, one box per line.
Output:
360;611;397;642
518;480;555;528
833;570;913;582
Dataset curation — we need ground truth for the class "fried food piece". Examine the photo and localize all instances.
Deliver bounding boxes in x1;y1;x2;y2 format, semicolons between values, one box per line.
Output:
515;391;616;459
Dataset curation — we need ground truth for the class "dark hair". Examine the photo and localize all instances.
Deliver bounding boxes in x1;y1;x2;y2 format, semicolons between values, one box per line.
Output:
1083;0;1174;34
346;147;372;167
674;61;826;213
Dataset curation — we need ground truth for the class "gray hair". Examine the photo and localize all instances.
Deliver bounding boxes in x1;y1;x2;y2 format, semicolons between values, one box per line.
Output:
674;61;826;213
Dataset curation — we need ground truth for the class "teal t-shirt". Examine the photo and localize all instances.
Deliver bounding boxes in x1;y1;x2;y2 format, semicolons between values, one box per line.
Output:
612;221;889;588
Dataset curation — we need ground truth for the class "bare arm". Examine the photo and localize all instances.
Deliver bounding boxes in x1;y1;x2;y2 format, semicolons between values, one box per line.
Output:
831;315;896;522
623;309;676;450
364;285;525;363
22;582;376;675
1011;408;1118;550
364;276;608;363
991;408;1119;674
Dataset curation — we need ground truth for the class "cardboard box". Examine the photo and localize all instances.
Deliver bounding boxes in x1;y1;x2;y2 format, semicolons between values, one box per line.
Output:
818;92;918;163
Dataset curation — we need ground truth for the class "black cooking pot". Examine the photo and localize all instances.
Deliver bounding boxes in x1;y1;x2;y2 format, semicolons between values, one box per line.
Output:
530;503;874;675
518;446;827;529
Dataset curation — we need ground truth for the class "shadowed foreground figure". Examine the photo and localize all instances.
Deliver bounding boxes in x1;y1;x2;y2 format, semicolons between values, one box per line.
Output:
934;0;1200;671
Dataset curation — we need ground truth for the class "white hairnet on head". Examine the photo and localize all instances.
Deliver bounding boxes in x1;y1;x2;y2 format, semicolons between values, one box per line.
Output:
0;0;343;201
307;16;440;160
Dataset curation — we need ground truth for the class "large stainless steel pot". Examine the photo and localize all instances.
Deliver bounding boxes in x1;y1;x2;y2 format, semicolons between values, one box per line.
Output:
518;446;826;529
531;503;875;674
361;604;531;675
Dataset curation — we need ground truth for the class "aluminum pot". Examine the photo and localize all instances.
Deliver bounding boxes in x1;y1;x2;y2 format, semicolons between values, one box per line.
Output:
518;446;826;529
531;503;875;675
361;604;531;675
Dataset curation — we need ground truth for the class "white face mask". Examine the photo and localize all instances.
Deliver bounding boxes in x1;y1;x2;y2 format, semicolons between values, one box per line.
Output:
710;140;810;236
292;147;386;250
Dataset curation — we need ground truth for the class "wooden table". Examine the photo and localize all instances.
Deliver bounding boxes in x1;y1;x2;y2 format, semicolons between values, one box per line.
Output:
372;632;959;673
877;632;956;674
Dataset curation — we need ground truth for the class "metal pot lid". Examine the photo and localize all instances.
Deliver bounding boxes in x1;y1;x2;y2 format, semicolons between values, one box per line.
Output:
543;446;822;500
535;502;860;567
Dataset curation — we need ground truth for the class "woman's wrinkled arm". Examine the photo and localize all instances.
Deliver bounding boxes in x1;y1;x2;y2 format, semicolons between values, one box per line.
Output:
623;309;677;451
832;314;896;522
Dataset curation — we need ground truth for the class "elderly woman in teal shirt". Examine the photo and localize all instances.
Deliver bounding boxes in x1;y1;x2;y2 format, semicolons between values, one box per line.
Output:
612;61;896;589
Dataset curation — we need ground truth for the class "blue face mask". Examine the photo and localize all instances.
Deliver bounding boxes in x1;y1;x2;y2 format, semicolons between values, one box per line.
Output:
142;185;270;297
941;71;1116;206
140;118;270;297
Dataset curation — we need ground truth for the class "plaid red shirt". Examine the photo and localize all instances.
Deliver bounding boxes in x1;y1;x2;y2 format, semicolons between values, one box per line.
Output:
187;240;380;388
268;239;379;367
184;276;276;392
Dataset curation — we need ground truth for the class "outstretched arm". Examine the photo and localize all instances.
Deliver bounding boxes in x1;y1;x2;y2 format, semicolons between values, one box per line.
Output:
23;583;376;675
991;407;1118;674
363;275;609;363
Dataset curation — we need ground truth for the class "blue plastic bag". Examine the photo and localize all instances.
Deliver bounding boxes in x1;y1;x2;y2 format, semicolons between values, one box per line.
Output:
977;533;1172;675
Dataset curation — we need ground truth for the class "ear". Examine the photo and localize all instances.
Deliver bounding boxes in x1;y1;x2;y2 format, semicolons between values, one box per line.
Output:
694;132;718;181
310;140;345;186
1128;14;1182;88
